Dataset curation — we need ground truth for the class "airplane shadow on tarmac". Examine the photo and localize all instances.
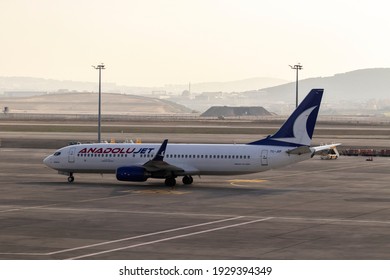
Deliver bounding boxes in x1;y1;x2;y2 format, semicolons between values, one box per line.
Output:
24;179;291;198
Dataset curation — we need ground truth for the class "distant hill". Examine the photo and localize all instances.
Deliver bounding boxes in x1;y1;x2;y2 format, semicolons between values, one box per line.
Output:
0;76;288;95
165;77;289;93
2;69;390;115
257;68;390;103
1;69;388;100
0;76;157;95
0;92;192;115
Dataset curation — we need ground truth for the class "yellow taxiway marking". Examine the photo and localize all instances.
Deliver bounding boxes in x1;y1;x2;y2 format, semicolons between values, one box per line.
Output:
228;179;268;187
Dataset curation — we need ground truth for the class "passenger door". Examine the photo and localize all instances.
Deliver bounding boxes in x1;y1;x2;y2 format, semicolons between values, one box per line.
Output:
68;147;76;163
261;149;268;166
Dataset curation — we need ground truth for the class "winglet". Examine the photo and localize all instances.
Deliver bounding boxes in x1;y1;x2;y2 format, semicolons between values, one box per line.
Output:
152;139;168;161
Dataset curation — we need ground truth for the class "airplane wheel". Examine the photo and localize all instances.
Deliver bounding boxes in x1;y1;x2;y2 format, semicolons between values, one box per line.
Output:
67;176;74;183
165;177;176;187
182;175;193;185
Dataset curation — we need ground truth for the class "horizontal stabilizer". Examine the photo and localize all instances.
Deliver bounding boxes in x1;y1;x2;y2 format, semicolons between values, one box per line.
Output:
287;146;312;155
310;143;341;153
287;143;342;156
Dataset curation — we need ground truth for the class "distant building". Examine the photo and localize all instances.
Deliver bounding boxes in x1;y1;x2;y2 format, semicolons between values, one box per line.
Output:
201;106;272;117
181;90;190;98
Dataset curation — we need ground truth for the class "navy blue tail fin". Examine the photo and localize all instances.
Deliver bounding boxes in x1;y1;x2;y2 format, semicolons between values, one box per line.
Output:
249;89;323;147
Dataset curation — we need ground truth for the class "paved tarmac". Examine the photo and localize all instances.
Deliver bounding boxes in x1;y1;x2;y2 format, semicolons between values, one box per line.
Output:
0;147;389;259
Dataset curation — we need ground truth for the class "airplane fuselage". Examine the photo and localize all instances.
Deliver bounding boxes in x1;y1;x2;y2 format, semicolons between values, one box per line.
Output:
44;142;310;176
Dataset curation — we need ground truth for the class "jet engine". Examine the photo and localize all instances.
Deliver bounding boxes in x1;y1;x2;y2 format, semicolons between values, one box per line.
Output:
116;166;150;182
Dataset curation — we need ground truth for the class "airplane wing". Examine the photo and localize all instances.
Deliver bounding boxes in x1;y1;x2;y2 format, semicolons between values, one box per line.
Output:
143;139;185;173
143;160;184;173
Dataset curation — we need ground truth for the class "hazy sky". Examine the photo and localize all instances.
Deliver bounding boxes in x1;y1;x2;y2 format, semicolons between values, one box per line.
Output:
1;0;389;87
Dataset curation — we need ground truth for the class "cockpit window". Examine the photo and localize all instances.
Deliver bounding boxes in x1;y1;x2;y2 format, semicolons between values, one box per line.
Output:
54;152;61;156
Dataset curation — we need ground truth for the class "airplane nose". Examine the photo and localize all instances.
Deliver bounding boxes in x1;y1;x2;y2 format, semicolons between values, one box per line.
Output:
43;155;52;167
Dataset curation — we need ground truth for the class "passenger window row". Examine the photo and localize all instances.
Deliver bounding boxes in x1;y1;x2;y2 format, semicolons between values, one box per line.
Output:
77;153;251;159
166;154;250;159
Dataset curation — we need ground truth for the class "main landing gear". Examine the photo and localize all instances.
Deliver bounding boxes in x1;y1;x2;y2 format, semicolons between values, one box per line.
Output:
164;175;193;187
182;175;193;185
164;177;176;187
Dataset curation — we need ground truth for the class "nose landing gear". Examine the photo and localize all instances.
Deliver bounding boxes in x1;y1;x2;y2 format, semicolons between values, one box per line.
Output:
67;173;74;183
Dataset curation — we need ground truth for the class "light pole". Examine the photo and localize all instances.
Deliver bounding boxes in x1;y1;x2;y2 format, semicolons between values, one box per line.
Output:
92;63;105;143
289;63;303;108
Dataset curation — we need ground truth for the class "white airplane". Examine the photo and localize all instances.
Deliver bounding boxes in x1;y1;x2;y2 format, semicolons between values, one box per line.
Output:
44;89;337;187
